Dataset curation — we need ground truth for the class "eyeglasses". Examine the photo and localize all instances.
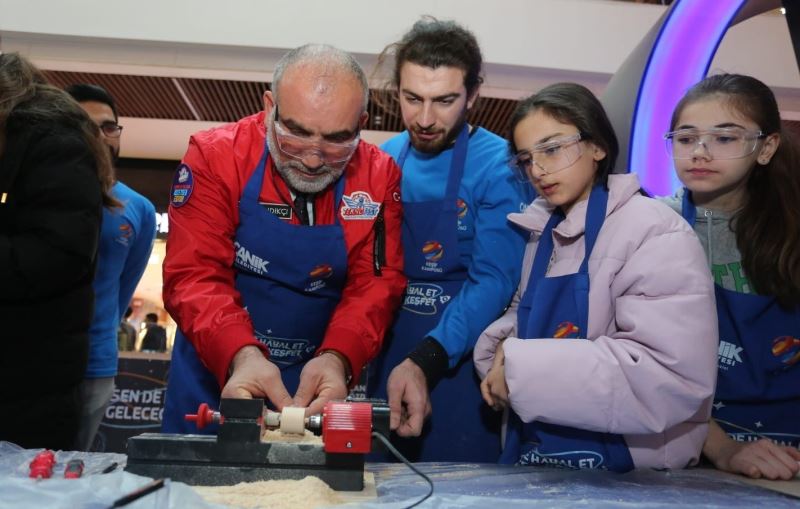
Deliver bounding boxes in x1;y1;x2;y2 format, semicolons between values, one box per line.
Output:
271;107;360;166
98;121;123;138
664;127;766;160
509;133;587;182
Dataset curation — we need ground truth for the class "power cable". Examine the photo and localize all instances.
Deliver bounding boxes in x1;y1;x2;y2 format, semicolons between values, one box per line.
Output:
371;431;434;508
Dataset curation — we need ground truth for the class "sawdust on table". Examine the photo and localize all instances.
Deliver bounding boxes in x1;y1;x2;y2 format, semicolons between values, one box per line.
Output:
195;476;344;509
261;428;322;444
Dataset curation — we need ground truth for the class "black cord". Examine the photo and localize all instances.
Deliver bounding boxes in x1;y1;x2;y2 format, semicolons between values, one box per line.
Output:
106;478;166;508
371;431;434;508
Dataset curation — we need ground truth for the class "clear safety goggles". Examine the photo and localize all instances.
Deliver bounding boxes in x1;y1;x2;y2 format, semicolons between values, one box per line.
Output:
272;108;360;166
509;133;586;182
664;127;766;160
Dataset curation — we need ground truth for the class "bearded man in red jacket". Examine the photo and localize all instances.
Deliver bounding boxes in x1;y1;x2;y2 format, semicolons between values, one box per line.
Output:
161;44;406;432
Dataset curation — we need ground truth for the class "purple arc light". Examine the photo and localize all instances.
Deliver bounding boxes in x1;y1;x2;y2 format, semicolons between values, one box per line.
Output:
630;0;748;196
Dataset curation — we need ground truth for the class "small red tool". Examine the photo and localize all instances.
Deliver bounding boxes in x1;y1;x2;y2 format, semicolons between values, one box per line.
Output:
28;450;56;479
185;402;221;429
64;459;85;479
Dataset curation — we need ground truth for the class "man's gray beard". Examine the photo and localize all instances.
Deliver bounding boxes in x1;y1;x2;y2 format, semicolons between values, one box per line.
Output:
266;133;345;194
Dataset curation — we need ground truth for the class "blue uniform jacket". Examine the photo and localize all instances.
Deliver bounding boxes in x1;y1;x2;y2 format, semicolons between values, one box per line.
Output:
87;181;156;378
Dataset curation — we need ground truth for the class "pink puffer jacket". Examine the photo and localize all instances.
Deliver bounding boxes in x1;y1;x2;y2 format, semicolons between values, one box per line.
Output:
474;173;718;469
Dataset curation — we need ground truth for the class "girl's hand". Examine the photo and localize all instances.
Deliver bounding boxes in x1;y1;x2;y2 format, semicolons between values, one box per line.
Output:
480;342;509;411
716;437;800;480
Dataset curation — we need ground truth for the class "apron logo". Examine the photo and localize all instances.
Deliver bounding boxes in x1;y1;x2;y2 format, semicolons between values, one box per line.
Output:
340;191;380;220
254;331;316;366
260;202;292;219
402;283;450;315
457;198;469;232
772;336;800;367
553;321;580;339
170;164;193;208
420;240;444;273
307;264;333;292
234;241;270;276
718;340;743;370
456;198;468;219
520;447;605;470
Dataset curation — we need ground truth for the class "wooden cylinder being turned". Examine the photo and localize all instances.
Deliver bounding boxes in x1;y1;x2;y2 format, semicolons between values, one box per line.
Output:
280;407;306;435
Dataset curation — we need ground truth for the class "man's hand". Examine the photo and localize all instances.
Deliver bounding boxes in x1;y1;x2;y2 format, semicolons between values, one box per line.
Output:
293;352;349;416
480;341;509;411
386;359;432;437
717;437;800;480
221;346;293;410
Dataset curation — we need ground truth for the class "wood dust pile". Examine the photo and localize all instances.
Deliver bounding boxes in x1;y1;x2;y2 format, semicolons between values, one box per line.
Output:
195;476;344;509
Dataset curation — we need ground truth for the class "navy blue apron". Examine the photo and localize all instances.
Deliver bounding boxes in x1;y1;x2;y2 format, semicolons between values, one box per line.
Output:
370;126;501;462
501;184;635;472
162;144;348;433
681;191;800;447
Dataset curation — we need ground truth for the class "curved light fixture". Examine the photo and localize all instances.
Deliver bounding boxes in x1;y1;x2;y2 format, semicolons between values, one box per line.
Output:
630;0;748;195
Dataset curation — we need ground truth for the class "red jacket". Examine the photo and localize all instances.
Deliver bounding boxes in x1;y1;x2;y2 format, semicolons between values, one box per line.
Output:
164;112;406;388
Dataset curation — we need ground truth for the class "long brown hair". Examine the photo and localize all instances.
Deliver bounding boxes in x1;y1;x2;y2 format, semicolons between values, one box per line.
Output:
0;52;118;208
671;74;800;308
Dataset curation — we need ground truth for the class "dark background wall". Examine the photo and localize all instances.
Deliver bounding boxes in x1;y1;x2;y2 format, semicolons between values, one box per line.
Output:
117;158;177;212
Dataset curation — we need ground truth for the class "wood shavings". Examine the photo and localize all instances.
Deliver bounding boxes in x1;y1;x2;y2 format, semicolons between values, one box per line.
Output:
261;428;322;444
194;476;344;509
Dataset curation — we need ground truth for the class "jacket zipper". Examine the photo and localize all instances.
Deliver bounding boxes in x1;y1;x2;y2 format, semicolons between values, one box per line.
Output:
373;206;385;276
704;209;713;269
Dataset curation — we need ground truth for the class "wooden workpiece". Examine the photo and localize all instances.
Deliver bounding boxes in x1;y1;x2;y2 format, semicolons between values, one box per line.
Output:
279;407;306;435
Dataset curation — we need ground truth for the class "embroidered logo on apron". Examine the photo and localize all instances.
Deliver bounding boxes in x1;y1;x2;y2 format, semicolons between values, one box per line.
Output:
402;282;451;315
718;340;744;370
234;241;270;276
772;336;800;367
457;198;468;231
306;264;334;292
553;321;580;339
520;447;605;470
420;240;444;273
254;331;317;366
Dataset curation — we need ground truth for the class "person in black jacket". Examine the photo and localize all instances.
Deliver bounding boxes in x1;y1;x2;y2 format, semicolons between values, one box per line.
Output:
140;313;167;353
0;52;118;450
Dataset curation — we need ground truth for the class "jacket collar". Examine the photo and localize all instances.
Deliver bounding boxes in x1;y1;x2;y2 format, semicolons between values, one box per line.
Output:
509;173;642;238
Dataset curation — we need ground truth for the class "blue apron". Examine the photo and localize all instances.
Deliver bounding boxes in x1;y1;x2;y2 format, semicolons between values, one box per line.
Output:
681;191;800;447
370;127;501;462
162;144;348;433
501;184;635;472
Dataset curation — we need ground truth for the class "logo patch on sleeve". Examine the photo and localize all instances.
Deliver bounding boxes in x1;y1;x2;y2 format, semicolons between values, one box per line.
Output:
340;191;380;220
171;164;194;208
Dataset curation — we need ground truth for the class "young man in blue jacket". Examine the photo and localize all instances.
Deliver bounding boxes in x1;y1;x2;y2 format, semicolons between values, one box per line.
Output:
66;84;156;451
371;18;530;462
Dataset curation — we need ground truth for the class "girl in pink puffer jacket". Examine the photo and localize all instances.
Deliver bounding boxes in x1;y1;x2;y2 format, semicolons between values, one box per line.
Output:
475;83;717;471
